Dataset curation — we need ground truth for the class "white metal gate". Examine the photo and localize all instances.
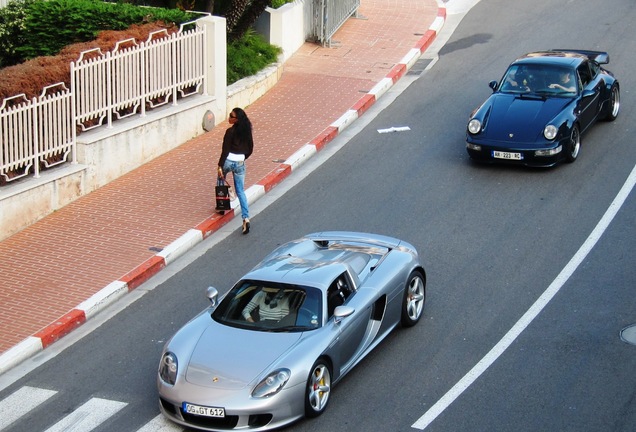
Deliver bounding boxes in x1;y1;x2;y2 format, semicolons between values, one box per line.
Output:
305;0;360;46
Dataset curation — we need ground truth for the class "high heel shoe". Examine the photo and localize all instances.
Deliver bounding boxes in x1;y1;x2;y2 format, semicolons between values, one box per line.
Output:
242;219;250;235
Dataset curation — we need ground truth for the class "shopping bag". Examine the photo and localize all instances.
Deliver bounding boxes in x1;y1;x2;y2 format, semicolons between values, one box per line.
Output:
215;177;231;211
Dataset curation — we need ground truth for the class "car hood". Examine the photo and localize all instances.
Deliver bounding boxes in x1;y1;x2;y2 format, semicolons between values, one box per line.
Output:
483;94;571;142
184;321;302;390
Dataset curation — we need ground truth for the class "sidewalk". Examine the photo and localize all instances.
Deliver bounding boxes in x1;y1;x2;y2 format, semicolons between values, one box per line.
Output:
0;0;445;373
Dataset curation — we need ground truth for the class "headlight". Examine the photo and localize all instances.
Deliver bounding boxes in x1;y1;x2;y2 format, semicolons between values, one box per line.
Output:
468;119;482;134
543;125;558;140
159;352;178;385
252;369;291;398
535;145;562;157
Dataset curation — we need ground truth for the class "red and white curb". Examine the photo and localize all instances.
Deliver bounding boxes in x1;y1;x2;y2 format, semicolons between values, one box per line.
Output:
0;6;447;376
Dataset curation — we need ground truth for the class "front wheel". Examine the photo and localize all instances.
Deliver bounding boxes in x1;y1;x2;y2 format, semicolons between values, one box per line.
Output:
305;360;332;418
565;125;581;163
401;270;426;327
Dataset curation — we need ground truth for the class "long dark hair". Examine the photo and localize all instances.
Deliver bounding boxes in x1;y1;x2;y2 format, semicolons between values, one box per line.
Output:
231;107;252;144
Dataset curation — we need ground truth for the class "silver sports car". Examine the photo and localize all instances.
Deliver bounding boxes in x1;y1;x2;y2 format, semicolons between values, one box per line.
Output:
157;231;426;431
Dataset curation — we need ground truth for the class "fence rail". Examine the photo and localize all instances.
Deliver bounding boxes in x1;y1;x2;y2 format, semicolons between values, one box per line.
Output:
322;0;359;46
1;21;206;184
305;0;359;46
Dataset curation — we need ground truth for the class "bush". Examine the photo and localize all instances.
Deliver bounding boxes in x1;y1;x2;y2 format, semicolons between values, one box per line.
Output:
0;0;281;98
14;0;194;61
271;0;294;8
0;22;178;102
0;0;37;68
227;29;281;85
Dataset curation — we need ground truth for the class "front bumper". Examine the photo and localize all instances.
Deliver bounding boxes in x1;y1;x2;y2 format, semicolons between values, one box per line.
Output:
466;139;564;167
157;378;305;431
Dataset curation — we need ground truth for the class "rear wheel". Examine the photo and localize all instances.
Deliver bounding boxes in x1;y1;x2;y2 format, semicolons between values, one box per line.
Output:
565;125;581;163
401;270;426;327
305;360;331;418
605;85;620;121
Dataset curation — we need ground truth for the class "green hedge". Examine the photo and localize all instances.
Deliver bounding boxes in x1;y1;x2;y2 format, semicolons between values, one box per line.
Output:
15;0;193;60
271;0;295;8
227;29;281;84
0;0;280;84
0;0;37;67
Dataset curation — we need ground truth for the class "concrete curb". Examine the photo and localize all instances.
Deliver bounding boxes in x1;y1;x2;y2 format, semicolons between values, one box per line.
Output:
0;6;447;376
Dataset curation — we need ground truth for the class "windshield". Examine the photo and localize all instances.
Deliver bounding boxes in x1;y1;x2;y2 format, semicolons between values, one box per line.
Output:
499;64;578;97
212;280;322;332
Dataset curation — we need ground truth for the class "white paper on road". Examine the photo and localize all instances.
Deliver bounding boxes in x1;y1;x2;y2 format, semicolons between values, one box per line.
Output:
377;126;411;133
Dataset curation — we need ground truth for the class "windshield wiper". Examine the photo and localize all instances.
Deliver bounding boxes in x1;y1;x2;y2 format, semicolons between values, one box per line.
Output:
518;92;547;100
271;326;308;332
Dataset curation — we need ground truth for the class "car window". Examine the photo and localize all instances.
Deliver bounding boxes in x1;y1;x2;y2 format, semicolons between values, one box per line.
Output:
577;62;593;87
212;280;322;331
501;64;578;96
326;273;354;318
499;65;531;93
588;60;600;79
545;66;577;95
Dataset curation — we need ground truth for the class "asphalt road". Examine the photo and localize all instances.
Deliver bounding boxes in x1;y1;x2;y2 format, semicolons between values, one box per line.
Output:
1;0;635;431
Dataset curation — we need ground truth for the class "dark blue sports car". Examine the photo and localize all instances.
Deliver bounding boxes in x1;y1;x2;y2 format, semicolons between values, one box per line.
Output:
466;50;620;167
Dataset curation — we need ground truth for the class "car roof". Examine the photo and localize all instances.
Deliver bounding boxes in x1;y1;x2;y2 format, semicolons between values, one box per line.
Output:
244;237;385;290
512;51;586;68
244;255;349;291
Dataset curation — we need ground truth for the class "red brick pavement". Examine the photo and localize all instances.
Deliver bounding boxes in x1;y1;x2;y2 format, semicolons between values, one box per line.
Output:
0;0;444;368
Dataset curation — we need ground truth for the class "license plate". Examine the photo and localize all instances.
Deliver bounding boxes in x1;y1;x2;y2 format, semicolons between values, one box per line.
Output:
183;402;225;418
492;150;523;160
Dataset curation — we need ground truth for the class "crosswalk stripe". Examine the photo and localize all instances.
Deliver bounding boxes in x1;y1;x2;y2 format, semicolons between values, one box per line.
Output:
0;386;58;430
44;397;127;432
136;414;183;431
1;386;178;432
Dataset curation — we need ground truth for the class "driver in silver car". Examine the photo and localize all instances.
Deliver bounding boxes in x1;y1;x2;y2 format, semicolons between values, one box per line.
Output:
242;289;290;322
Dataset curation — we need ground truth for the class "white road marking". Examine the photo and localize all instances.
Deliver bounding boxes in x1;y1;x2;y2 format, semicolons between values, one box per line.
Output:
136;414;183;431
377;126;411;133
413;163;636;430
44;398;127;432
0;386;57;430
0;386;180;432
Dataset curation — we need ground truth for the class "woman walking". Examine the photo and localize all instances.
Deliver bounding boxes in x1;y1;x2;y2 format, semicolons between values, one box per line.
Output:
218;107;254;234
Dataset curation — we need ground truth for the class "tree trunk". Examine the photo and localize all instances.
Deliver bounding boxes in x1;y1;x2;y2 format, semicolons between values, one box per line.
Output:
230;0;271;40
225;0;249;34
201;0;214;13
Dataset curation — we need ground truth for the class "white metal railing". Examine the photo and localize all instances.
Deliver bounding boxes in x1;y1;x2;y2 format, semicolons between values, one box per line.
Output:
305;0;359;46
1;21;205;183
73;23;205;131
0;84;75;183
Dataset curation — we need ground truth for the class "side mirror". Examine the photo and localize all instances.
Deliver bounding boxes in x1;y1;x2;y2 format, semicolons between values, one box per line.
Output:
582;89;596;98
333;305;355;324
489;80;498;92
206;286;219;307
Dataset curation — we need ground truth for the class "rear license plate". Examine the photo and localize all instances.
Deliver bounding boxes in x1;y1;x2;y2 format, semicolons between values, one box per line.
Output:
492;150;523;160
183;402;225;418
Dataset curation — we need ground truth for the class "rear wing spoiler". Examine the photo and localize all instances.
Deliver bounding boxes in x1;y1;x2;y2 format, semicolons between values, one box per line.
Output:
550;49;610;64
305;231;402;250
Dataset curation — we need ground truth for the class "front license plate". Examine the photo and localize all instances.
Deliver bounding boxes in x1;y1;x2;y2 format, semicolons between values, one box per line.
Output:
492;150;523;160
183;402;225;418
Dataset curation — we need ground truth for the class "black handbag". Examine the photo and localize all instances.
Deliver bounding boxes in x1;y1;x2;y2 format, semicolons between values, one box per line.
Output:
215;177;231;211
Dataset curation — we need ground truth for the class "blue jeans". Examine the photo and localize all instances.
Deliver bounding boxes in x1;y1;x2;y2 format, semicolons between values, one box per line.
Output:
222;160;249;220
